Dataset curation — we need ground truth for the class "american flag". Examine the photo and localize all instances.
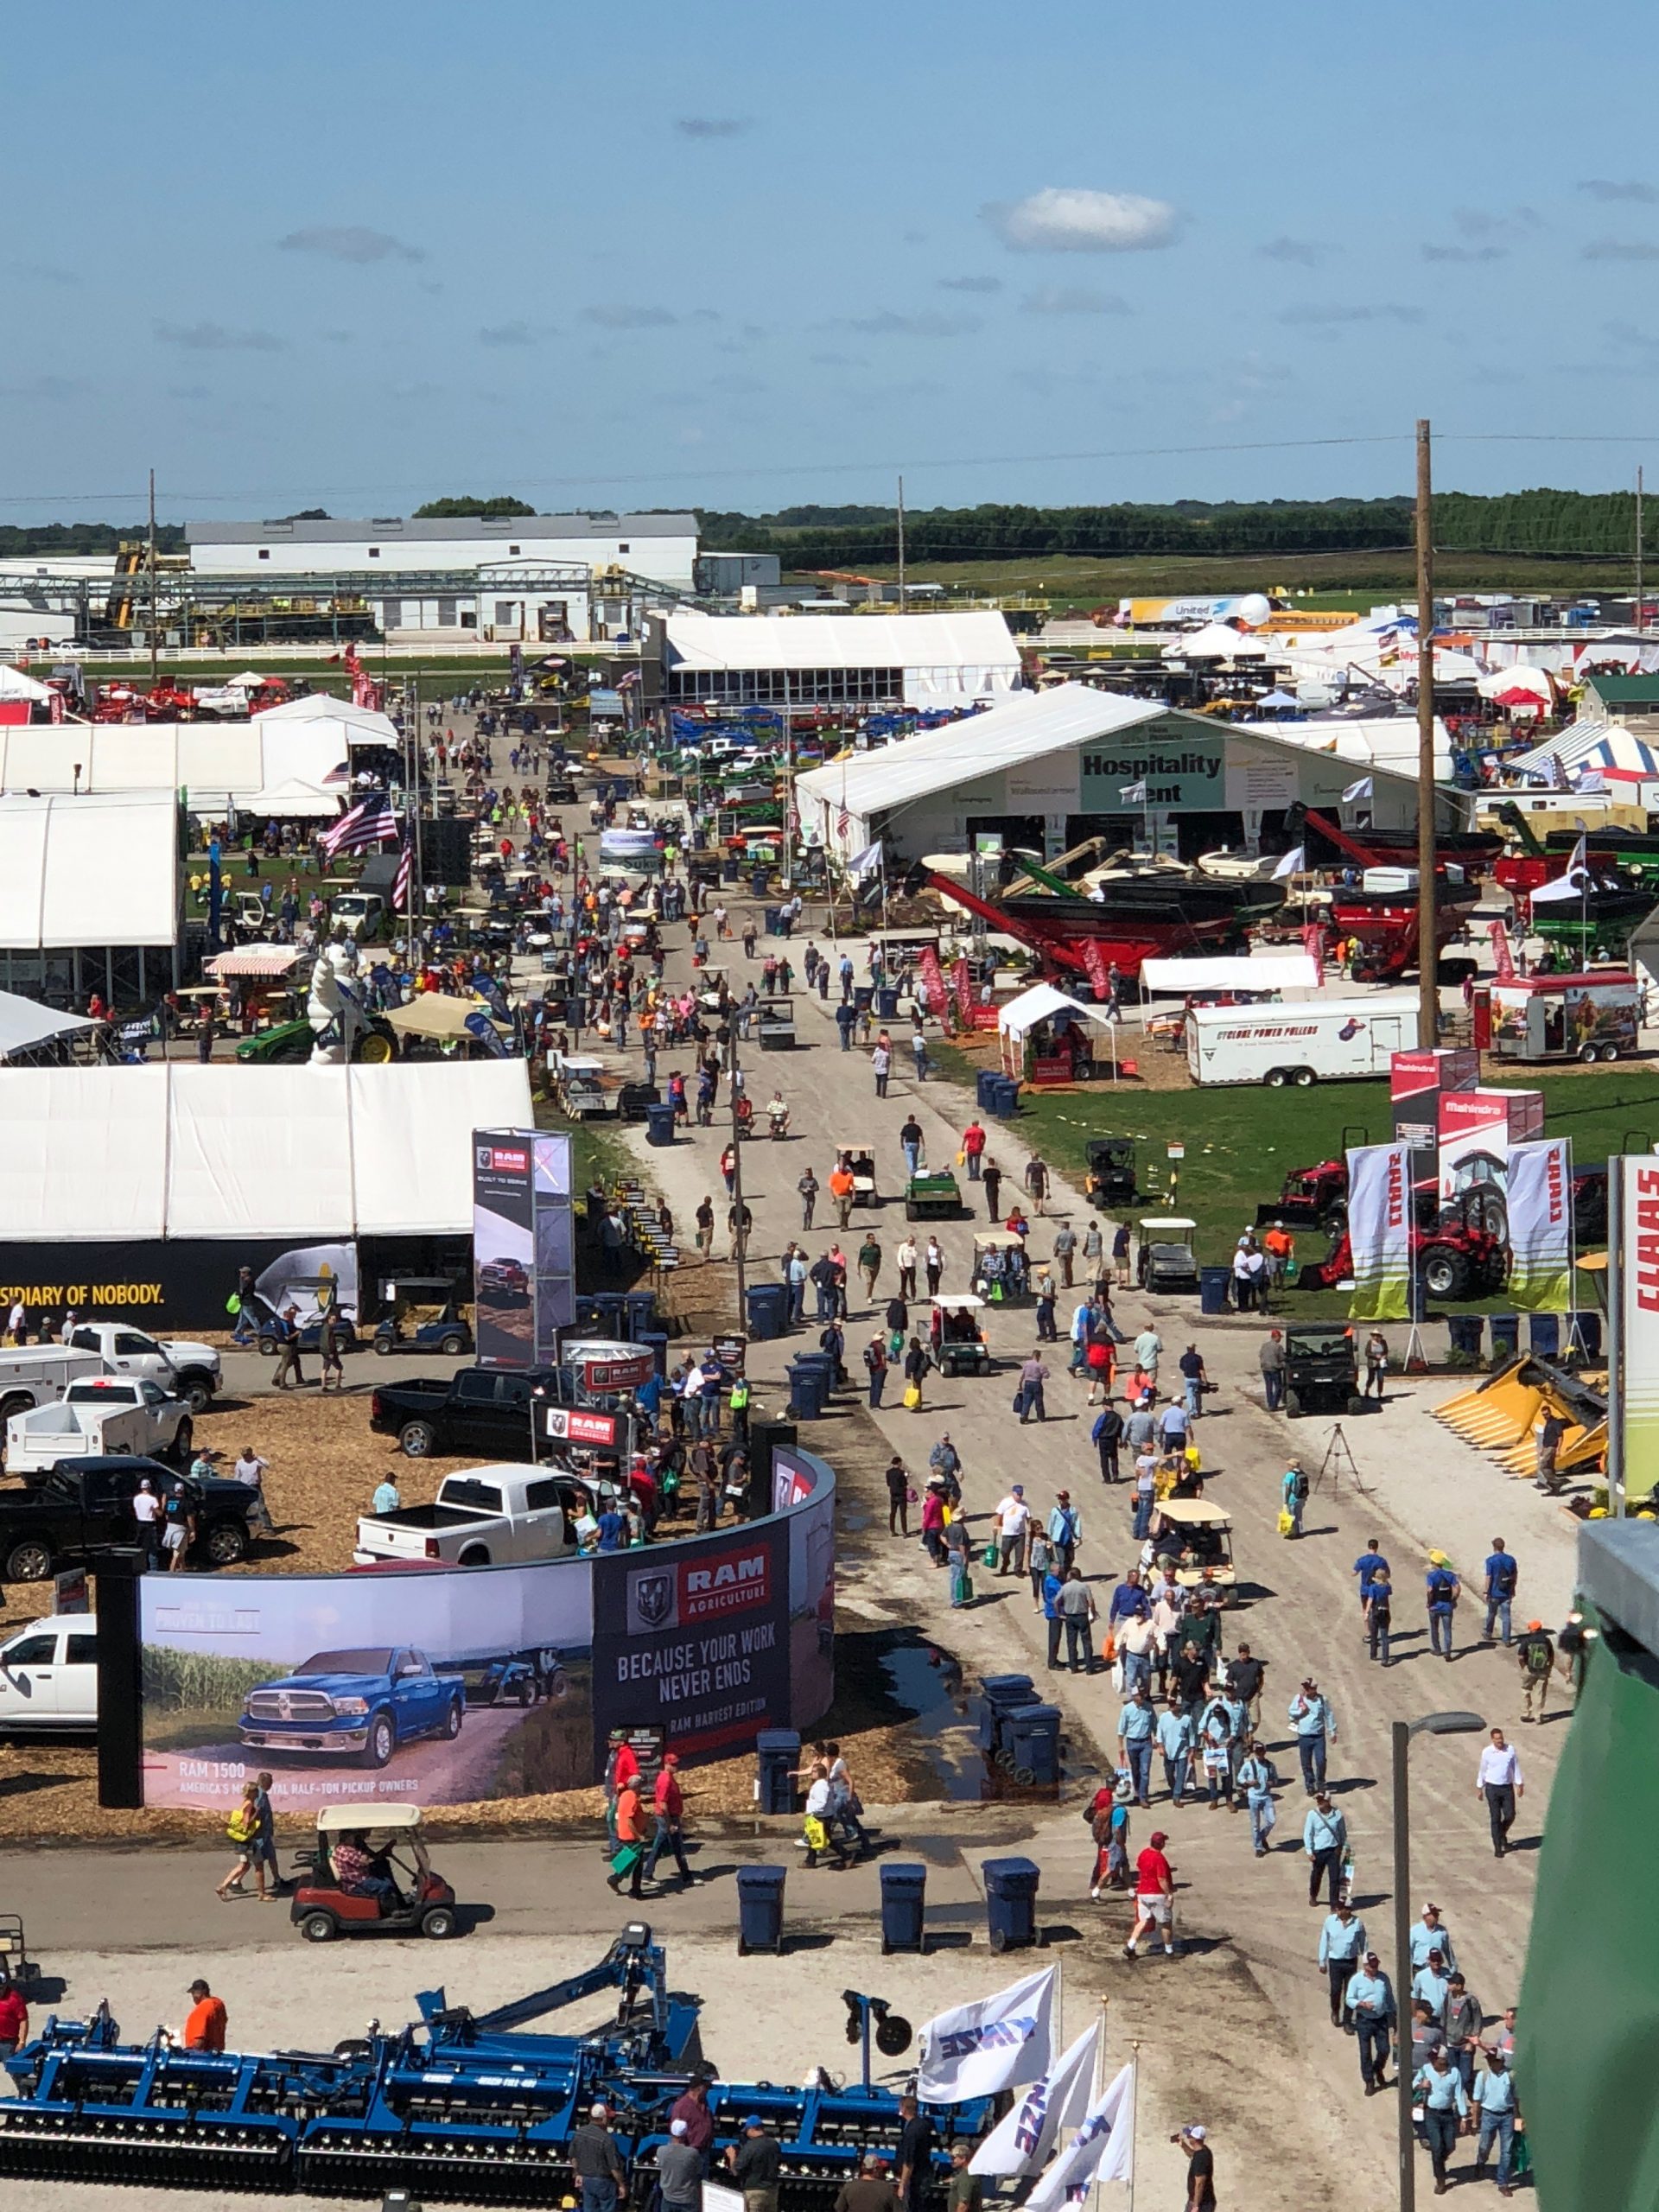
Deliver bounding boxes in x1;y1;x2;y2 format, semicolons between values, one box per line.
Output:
616;670;641;690
320;791;397;860
392;835;412;913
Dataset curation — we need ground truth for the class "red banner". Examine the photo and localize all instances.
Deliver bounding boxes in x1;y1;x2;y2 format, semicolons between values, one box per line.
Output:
917;944;950;1020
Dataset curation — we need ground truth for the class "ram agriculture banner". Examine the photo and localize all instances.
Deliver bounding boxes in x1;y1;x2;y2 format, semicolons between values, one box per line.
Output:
1621;1156;1659;1504
1346;1141;1412;1321
1507;1138;1572;1313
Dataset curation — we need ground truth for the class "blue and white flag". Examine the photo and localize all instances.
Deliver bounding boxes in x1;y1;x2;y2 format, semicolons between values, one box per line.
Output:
969;2017;1099;2174
1341;775;1374;804
915;1967;1056;2102
1025;2062;1135;2204
847;840;885;884
1119;780;1147;804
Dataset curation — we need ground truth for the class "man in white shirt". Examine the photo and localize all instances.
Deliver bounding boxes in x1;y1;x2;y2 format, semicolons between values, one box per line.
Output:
994;1487;1031;1577
1475;1729;1523;1859
233;1447;273;1536
130;1478;162;1571
895;1238;920;1300
1133;1327;1162;1378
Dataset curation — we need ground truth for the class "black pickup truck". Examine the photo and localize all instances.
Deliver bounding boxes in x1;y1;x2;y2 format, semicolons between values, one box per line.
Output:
0;1455;260;1583
369;1369;558;1459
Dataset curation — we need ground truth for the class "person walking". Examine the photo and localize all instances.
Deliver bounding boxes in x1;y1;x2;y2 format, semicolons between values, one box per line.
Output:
1179;2125;1217;2212
1281;1460;1310;1539
1346;1953;1397;2094
317;1304;344;1394
1471;2048;1521;2198
1319;1900;1367;2027
1178;1342;1207;1420
871;1039;892;1098
1304;1789;1347;1908
902;1335;929;1410
1363;1330;1389;1400
1051;1221;1077;1288
962;1118;986;1181
895;1235;919;1300
1112;1219;1132;1287
1047;1491;1080;1572
1444;1972;1484;2096
1057;1568;1096;1673
216;1781;267;1901
1259;1328;1287;1411
1476;1728;1523;1858
945;1510;974;1608
857;1234;883;1306
270;1306;305;1390
982;1159;1003;1223
798;1167;820;1231
924;1236;945;1296
1288;1679;1336;1795
884;1456;911;1536
606;1770;648;1898
1414;2047;1471;2195
1197;1688;1237;1811
899;1116;925;1181
1237;1738;1278;1857
1122;1827;1176;1957
1116;1686;1156;1807
1426;1552;1462;1662
1024;1154;1050;1215
1517;1618;1554;1720
1016;1350;1049;1423
994;1486;1031;1575
1366;1569;1395;1666
643;1752;696;1887
920;1481;948;1566
863;1336;888;1408
1092;1402;1124;1483
1483;1538;1519;1647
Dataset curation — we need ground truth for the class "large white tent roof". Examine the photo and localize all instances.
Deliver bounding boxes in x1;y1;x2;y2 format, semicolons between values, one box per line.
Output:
1240;715;1454;776
664;609;1020;675
0;792;177;948
0;722;349;810
256;692;400;742
0;666;53;702
0;1059;531;1241
0;993;99;1059
997;981;1114;1033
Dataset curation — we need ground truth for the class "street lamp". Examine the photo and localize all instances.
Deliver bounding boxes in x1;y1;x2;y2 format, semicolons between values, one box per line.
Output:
1393;1710;1486;2212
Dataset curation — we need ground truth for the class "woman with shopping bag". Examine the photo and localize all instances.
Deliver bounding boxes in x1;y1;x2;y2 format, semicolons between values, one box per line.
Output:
902;1335;930;1410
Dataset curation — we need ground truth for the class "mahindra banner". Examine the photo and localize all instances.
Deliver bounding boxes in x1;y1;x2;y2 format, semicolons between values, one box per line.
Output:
1620;1157;1659;1504
1347;1140;1412;1321
1507;1138;1573;1313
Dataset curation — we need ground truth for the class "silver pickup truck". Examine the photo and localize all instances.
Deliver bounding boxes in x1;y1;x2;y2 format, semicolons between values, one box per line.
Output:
353;1465;581;1568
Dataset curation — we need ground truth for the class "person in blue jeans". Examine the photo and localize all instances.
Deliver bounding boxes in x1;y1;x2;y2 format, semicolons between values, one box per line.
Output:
1483;1537;1518;1647
1116;1686;1155;1806
1238;1741;1279;1857
1288;1681;1336;1795
1471;2049;1519;2194
230;1266;257;1344
1413;2050;1469;2191
1155;1701;1192;1805
1426;1554;1462;1661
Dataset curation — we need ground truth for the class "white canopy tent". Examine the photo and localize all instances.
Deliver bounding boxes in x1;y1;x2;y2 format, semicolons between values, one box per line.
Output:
0;665;53;702
0;1058;531;1243
0;792;177;948
1140;952;1321;995
997;981;1115;1034
0;723;349;810
255;692;401;745
0;993;99;1060
1162;622;1269;662
242;777;341;818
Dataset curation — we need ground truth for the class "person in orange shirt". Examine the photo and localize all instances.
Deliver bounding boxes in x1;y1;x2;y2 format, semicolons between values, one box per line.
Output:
607;1776;647;1900
183;1979;227;2052
829;1160;857;1229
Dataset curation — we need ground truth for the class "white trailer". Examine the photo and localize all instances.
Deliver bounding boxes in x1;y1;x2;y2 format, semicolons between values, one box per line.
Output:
1184;992;1421;1088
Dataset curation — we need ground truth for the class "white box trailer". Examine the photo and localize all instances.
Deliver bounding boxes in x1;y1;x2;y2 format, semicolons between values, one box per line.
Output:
1185;992;1421;1088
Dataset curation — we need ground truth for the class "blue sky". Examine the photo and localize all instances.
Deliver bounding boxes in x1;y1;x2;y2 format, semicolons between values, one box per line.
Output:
10;0;1659;524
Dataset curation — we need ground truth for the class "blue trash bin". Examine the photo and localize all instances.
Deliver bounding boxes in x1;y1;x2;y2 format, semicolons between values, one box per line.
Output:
736;1865;787;1955
639;1330;670;1378
746;1284;788;1341
755;1729;800;1815
1490;1313;1520;1365
877;986;900;1020
977;1673;1039;1753
622;1291;658;1337
751;868;770;899
1006;1703;1061;1786
645;1102;677;1147
982;1856;1040;1953
1199;1266;1232;1317
1571;1310;1604;1363
1529;1314;1561;1360
785;1362;826;1421
722;855;740;884
976;1069;999;1111
990;1076;1020;1119
879;1863;928;1955
854;985;874;1013
1446;1313;1484;1365
792;1352;836;1401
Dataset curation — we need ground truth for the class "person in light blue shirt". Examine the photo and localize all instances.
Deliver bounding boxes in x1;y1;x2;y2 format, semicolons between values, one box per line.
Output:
1116;1687;1155;1807
1154;1703;1193;1805
1288;1681;1336;1794
1414;2050;1470;2190
372;1475;401;1516
1236;1740;1279;1858
1344;1955;1395;2092
1408;1906;1459;1973
1471;2050;1519;2192
1318;1904;1367;2027
1198;1692;1238;1808
1302;1792;1348;1909
1411;1955;1452;2017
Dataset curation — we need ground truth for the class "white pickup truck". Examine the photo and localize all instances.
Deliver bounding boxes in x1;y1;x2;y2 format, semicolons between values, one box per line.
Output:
6;1378;195;1479
353;1465;580;1568
64;1322;222;1413
0;1347;108;1428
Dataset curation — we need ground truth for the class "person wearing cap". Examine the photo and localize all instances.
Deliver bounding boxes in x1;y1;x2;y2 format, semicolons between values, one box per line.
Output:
835;2151;899;2212
1046;1491;1080;1572
1411;1949;1452;2018
570;2102;628;2212
1476;1728;1523;1859
1482;1536;1520;1648
728;2114;782;2212
1318;1901;1367;2029
1426;1552;1462;1662
1471;2046;1520;2196
944;2143;981;2212
1409;1904;1459;1973
1122;1828;1175;1957
1236;1737;1279;1856
1303;1790;1348;1909
644;1751;696;1888
994;1486;1031;1576
1178;2125;1216;2211
1344;1953;1397;2093
1287;1680;1336;1796
657;2118;704;2212
1413;2046;1470;2194
1443;1970;1484;2095
1516;1619;1554;1719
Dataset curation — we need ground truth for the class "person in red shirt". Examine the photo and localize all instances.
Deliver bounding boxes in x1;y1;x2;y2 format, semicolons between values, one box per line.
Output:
1123;1830;1177;1959
0;1979;29;2075
669;2075;715;2157
183;1980;227;2051
644;1751;696;1889
606;1732;641;1852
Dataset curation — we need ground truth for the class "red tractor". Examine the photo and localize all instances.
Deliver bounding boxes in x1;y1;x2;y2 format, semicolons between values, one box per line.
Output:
1296;1191;1508;1303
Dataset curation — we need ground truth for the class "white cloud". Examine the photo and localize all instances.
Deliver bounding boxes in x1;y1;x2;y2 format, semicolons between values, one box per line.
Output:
479;321;545;346
983;187;1178;253
938;275;1003;293
1585;238;1659;261
1423;244;1508;263
843;309;980;337
1020;286;1130;315
278;226;424;264
155;321;285;352
1258;237;1333;267
1278;302;1425;327
1580;179;1659;203
584;304;677;328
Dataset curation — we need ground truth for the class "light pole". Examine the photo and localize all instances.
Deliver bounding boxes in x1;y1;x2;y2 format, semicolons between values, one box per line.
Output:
1393;1709;1485;2212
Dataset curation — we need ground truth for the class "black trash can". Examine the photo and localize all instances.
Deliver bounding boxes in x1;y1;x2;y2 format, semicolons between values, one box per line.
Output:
1571;1309;1604;1363
639;1329;670;1378
1199;1266;1232;1317
1490;1313;1520;1365
736;1865;787;1955
880;1863;928;1955
1006;1703;1061;1786
1446;1313;1484;1365
1529;1314;1561;1360
755;1728;801;1815
645;1102;677;1147
854;985;874;1013
977;1673;1038;1753
982;1856;1040;1953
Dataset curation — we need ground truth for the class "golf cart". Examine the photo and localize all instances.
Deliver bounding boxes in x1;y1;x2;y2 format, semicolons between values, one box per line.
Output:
1136;1217;1200;1295
696;965;729;1014
971;1229;1030;1303
1284;1325;1365;1418
251;1282;359;1357
906;1167;964;1222
1149;1498;1236;1602
929;1293;992;1376
291;1803;459;1943
1084;1137;1137;1210
757;995;797;1050
836;1144;879;1206
373;1277;474;1358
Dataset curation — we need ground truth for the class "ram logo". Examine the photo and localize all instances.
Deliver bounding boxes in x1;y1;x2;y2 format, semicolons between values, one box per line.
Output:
631;1573;675;1629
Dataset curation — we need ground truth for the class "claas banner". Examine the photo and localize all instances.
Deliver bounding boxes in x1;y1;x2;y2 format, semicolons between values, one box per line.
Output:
1506;1138;1572;1313
1346;1141;1412;1321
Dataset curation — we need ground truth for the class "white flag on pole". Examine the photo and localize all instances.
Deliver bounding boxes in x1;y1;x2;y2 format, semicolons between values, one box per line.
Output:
969;2018;1100;2175
1530;833;1590;905
848;840;885;884
1025;2062;1135;2206
915;1967;1057;2103
1341;775;1374;803
1271;843;1306;880
1119;780;1148;804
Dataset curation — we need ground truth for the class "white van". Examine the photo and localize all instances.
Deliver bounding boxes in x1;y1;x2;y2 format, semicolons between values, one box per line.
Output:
0;1614;98;1730
1184;991;1421;1088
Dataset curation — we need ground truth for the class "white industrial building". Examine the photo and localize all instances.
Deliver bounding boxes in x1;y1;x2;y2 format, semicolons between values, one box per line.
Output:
658;610;1021;709
795;681;1465;864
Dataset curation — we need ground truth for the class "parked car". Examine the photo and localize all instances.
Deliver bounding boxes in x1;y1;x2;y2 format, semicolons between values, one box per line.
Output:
6;1377;194;1478
368;1368;556;1459
238;1646;464;1770
0;1612;98;1731
64;1322;221;1414
354;1465;578;1567
0;1346;110;1430
0;1456;258;1583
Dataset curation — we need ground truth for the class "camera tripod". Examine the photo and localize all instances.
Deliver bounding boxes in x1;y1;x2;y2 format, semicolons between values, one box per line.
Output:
1309;1422;1374;1500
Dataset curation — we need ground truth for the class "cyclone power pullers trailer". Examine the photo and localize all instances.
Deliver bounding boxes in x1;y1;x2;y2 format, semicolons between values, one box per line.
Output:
1185;992;1421;1089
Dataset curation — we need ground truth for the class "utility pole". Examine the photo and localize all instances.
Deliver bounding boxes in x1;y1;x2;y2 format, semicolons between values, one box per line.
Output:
1637;466;1645;634
1415;420;1439;1047
147;467;159;686
896;475;907;612
726;1019;749;1319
